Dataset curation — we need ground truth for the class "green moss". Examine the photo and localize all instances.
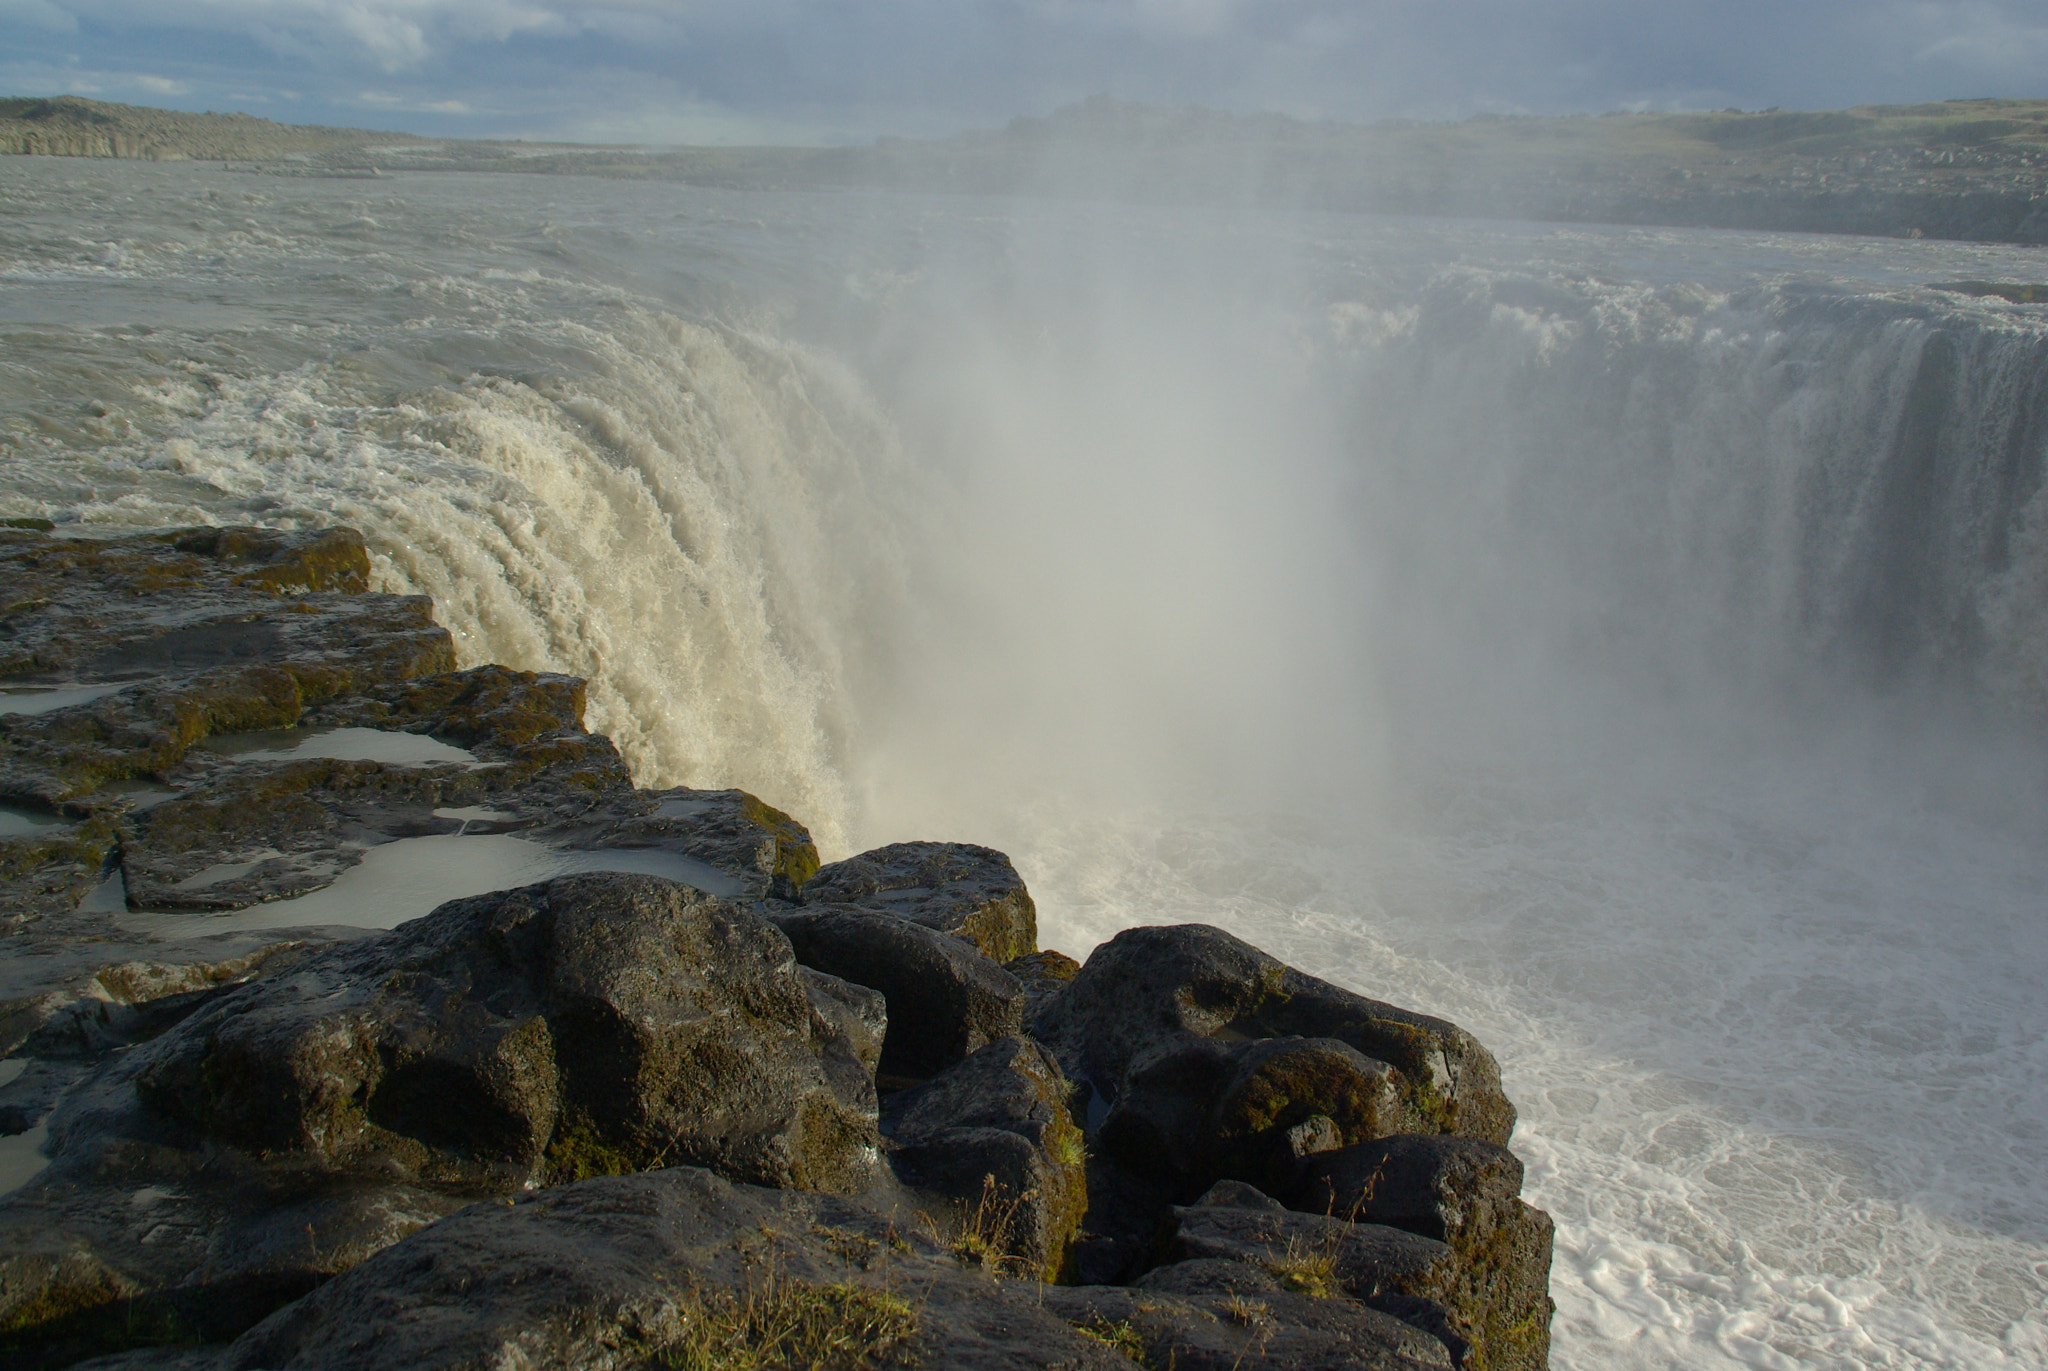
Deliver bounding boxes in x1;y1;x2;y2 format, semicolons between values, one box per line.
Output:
0;1283;211;1368
654;1278;917;1371
0;1274;128;1340
544;1114;643;1184
739;792;820;893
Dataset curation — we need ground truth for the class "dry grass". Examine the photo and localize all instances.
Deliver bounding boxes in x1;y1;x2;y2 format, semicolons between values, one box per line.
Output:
1070;1312;1148;1362
655;1275;917;1371
940;1175;1037;1276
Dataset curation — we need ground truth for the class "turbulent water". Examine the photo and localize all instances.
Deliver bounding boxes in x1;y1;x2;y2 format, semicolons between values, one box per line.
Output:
5;157;2048;1369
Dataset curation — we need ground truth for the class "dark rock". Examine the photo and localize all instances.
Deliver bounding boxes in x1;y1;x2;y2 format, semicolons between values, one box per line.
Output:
884;1035;1088;1279
0;1060;84;1135
1294;1136;1555;1371
1043;1278;1455;1371
1284;1111;1346;1164
194;1168;1132;1371
1192;1179;1287;1211
1034;924;1515;1145
1211;1037;1409;1187
1169;1194;1546;1370
0;934;335;1060
134;872;878;1192
1097;1033;1412;1197
800;967;888;1074
1006;947;1081;1011
804;840;1037;961
0;875;886;1361
547;785;820;903
775;905;1026;1081
1133;1255;1283;1297
1065;1148;1177;1286
1095;1033;1240;1184
119;665;636;911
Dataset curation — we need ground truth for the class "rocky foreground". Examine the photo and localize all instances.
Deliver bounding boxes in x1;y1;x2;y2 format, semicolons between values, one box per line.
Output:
0;523;1553;1370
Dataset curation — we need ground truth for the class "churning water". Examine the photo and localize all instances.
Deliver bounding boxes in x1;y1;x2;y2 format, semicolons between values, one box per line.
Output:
3;157;2046;1368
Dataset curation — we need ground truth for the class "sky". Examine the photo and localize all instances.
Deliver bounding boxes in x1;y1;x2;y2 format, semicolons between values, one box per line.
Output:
4;0;2048;146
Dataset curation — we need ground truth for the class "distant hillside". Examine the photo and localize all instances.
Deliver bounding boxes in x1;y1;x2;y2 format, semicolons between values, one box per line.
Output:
0;95;414;161
862;95;2048;244
8;93;2048;245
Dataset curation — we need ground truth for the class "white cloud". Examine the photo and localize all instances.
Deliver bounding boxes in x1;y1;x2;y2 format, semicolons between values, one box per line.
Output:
132;73;192;94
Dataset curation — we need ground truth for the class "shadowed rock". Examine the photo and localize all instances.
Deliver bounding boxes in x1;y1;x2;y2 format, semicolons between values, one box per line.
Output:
82;1168;1136;1371
1045;1275;1455;1371
1293;1136;1556;1371
774;905;1026;1081
884;1035;1089;1280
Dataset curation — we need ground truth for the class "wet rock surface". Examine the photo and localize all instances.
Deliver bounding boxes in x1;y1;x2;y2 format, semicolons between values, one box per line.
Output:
0;525;1553;1370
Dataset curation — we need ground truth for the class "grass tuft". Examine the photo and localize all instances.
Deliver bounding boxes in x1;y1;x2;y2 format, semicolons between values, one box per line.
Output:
1069;1313;1148;1363
655;1276;916;1371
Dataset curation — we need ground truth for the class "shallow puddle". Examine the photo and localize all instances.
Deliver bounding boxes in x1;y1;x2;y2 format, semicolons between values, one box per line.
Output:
122;832;749;937
0;683;128;716
199;726;487;768
0;1061;48;1199
0;805;72;838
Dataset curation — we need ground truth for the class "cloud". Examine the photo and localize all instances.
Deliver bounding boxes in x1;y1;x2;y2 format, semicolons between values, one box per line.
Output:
9;0;2048;142
132;74;191;95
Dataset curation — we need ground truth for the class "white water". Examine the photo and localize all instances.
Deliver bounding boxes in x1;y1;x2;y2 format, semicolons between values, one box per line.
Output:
3;158;2046;1367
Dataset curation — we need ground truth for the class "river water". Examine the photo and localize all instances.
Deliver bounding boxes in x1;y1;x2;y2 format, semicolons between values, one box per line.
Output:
3;157;2046;1368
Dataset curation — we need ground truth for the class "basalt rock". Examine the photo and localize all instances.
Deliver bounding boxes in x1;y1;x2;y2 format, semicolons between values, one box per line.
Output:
1034;923;1515;1148
546;785;821;904
1293;1136;1555;1371
1044;1275;1456;1371
134;872;878;1192
773;904;1026;1082
0;875;884;1363
802;840;1037;961
1168;1200;1467;1361
1099;1033;1414;1197
0;527;455;806
883;1035;1088;1280
82;1168;1136;1371
1166;1186;1548;1371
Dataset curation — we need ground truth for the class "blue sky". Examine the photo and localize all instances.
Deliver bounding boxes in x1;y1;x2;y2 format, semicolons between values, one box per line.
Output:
4;0;2047;145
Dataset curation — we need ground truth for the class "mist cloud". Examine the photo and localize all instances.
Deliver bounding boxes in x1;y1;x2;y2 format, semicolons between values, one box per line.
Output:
5;0;2048;142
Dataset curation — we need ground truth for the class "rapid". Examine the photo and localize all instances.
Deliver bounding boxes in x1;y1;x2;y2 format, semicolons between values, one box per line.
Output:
2;156;2046;1368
